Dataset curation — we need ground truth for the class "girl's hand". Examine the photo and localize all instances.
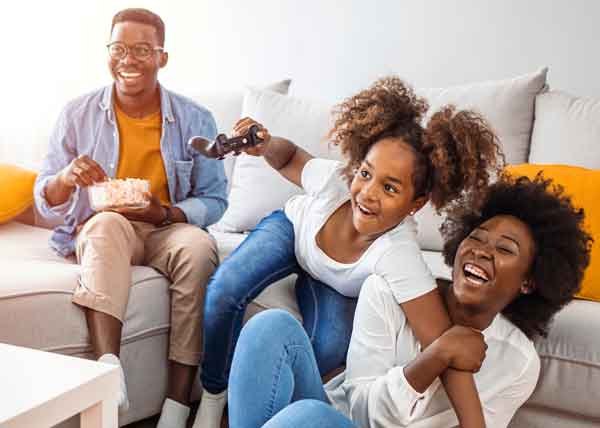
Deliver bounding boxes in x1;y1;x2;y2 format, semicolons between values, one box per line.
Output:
232;117;271;157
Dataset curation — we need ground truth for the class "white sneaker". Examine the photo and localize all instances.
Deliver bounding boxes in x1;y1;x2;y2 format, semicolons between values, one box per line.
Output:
98;353;129;412
157;398;191;428
191;389;227;428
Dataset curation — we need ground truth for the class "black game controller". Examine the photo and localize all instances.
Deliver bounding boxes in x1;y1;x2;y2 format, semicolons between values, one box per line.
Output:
188;124;264;159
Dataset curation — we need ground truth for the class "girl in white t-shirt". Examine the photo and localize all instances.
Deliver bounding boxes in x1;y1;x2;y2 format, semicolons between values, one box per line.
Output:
194;77;503;428
227;174;591;428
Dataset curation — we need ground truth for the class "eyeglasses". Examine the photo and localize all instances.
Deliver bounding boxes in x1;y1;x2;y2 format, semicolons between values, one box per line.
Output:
106;42;164;61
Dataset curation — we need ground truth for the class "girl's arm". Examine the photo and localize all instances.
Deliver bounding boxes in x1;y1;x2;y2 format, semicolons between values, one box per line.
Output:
401;289;487;428
233;117;313;187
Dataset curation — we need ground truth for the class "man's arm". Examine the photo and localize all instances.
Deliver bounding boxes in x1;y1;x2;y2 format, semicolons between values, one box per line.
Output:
171;111;228;227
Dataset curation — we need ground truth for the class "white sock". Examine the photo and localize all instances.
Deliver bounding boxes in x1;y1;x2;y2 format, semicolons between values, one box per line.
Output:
98;353;130;412
157;398;191;428
191;389;227;428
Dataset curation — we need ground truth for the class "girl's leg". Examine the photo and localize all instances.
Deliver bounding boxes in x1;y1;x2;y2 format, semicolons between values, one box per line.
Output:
201;210;299;394
262;400;356;428
295;274;358;376
228;310;329;428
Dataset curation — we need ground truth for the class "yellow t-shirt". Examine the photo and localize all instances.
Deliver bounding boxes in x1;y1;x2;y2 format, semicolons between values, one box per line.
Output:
114;103;171;206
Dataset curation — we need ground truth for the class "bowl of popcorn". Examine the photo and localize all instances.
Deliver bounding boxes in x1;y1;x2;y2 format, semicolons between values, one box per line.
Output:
89;178;150;211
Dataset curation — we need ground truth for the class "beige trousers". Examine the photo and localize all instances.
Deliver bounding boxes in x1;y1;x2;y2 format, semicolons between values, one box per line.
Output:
72;211;218;366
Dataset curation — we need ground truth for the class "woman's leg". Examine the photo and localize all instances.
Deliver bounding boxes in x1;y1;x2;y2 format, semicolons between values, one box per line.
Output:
295;275;358;376
262;400;356;428
201;210;299;394
228;310;329;428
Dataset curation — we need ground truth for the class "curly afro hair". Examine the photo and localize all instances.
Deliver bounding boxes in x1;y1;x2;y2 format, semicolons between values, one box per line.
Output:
329;76;504;213
441;173;593;339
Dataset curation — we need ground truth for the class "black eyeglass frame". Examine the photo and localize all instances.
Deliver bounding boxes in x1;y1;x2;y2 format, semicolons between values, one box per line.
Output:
106;41;164;60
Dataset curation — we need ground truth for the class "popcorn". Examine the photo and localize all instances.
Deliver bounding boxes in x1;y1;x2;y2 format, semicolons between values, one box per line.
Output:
89;178;150;211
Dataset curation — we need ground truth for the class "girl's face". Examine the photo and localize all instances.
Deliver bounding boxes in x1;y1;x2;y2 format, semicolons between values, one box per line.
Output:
349;137;427;237
452;215;536;313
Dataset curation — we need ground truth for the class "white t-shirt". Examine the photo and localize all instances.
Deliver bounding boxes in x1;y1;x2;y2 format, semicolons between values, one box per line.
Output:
284;158;436;302
325;275;541;428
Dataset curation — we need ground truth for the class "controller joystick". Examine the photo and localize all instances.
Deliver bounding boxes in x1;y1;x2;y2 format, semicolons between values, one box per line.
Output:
188;124;264;159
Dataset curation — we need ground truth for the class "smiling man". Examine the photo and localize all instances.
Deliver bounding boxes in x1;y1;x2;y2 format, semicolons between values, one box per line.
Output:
34;8;227;428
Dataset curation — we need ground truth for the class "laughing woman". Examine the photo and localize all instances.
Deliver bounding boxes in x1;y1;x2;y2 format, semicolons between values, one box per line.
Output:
228;173;592;428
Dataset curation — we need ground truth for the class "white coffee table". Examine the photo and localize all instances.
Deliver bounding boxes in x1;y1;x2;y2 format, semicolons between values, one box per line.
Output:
0;343;119;428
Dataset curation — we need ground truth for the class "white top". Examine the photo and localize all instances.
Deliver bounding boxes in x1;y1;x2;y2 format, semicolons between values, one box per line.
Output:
325;275;541;428
284;158;436;301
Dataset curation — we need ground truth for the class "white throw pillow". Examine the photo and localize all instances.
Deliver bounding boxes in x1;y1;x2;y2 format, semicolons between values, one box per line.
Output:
421;68;548;165
214;89;342;232
529;90;600;169
416;69;548;251
191;79;291;188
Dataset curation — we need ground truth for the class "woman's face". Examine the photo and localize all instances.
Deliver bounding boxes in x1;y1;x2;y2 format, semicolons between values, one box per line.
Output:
452;215;536;313
349;137;427;237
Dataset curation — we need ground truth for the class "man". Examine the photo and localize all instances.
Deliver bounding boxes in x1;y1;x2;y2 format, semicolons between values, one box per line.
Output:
34;8;227;428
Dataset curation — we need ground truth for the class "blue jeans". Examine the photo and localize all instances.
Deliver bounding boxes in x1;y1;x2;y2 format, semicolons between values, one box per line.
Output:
201;210;357;393
228;310;356;428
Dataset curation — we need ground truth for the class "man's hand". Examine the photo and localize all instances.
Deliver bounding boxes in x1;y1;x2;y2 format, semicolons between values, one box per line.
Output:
113;192;166;225
58;155;107;188
46;155;107;207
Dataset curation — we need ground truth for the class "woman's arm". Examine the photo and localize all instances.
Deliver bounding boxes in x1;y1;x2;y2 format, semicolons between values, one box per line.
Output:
233;117;313;187
401;289;487;428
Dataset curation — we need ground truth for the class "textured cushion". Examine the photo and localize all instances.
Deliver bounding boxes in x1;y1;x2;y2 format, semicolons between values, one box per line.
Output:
529;90;600;169
0;164;37;224
414;69;549;251
531;299;600;419
505;164;600;302
214;88;342;232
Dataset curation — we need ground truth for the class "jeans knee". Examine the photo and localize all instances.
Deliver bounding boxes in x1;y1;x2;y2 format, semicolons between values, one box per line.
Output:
241;309;301;348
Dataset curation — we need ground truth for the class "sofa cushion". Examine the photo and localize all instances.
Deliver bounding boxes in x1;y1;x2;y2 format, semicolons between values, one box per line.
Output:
0;221;170;354
531;299;600;419
529;90;600;169
505;164;600;302
214;88;342;233
0;164;37;224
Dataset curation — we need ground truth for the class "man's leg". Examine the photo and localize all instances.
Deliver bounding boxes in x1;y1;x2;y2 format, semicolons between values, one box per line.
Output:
73;211;143;411
145;223;219;403
145;222;219;428
228;310;330;428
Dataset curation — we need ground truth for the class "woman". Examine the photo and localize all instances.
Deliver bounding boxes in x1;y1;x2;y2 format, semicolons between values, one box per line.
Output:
227;173;592;428
194;77;502;428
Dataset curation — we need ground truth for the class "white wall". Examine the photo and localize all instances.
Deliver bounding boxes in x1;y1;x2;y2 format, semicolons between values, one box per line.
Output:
1;0;599;167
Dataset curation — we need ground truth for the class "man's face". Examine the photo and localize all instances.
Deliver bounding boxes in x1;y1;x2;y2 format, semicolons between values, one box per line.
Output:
107;21;167;99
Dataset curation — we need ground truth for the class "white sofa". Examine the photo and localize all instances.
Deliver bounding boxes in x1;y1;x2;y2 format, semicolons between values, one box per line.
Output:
1;70;599;427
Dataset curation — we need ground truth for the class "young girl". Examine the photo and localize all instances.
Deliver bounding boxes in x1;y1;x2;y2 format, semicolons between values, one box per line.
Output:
193;77;502;428
226;173;591;428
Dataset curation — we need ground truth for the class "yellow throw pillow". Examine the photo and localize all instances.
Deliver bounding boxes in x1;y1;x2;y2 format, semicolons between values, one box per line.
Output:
505;164;600;302
0;164;38;224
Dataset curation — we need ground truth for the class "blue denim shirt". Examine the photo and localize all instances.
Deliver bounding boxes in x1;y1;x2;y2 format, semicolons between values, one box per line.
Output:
34;84;228;256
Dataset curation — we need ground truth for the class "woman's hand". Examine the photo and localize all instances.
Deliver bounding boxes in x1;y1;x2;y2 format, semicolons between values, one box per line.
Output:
436;326;487;373
232;117;271;156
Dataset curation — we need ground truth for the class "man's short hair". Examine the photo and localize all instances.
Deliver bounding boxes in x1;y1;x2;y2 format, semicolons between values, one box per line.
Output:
111;8;165;46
